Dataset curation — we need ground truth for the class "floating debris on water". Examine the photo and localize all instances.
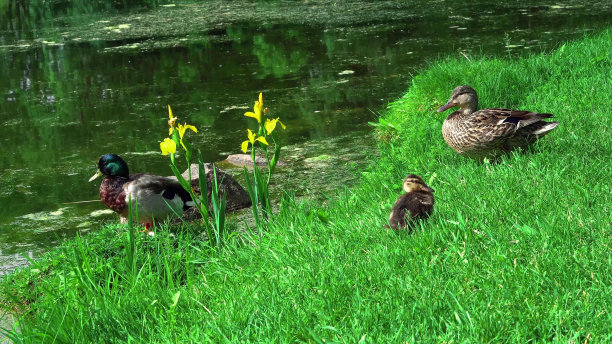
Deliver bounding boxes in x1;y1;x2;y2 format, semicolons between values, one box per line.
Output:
41;40;64;46
90;209;114;217
21;208;69;221
220;105;250;113
77;221;91;228
123;151;162;157
304;154;332;163
338;70;355;75
49;209;64;216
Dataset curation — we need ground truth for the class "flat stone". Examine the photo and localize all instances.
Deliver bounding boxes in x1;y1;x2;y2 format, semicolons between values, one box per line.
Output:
223;154;268;167
223;154;286;167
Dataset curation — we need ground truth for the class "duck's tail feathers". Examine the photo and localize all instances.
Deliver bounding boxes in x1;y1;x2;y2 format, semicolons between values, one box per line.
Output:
531;121;559;136
179;192;195;211
512;112;554;129
536;113;554;119
162;186;194;211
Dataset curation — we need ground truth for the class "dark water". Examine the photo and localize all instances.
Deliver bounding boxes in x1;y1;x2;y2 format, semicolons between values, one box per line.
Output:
1;0;611;275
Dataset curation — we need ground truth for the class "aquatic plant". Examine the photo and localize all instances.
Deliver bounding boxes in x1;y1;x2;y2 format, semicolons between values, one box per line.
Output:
161;105;228;249
241;93;286;229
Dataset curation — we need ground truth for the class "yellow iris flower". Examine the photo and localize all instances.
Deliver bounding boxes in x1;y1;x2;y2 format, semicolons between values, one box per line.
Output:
264;117;286;135
160;138;177;155
168;105;177;135
244;92;264;123
177;123;197;150
241;128;269;153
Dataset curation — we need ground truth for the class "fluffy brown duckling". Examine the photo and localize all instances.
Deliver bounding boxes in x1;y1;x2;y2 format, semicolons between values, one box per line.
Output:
387;174;434;230
89;154;194;230
437;85;559;160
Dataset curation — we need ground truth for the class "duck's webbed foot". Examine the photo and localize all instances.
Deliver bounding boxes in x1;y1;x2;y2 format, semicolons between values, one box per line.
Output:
140;223;155;236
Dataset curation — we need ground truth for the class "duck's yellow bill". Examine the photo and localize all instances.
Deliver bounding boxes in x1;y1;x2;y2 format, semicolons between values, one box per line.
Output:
88;169;103;182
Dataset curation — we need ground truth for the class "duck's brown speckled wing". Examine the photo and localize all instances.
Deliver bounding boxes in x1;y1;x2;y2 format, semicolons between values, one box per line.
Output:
466;108;554;143
466;111;517;143
483;108;554;127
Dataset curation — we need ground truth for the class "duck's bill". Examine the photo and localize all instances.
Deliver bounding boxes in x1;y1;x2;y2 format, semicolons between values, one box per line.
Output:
88;169;103;182
436;101;456;112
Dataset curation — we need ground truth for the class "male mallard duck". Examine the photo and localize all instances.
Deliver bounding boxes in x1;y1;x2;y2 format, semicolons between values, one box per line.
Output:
89;154;194;229
436;85;559;160
387;174;434;230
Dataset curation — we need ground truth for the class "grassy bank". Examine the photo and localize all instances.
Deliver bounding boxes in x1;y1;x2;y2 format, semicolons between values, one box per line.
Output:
2;30;611;342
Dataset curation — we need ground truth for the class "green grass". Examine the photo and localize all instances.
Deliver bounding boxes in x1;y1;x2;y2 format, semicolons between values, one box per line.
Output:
2;30;612;343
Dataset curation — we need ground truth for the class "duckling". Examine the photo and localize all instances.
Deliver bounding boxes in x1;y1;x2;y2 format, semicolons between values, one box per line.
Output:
89;154;194;229
437;85;559;160
387;174;434;230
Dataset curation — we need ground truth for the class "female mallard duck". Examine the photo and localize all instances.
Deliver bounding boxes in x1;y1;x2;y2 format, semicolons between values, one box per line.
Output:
437;85;559;160
89;154;194;229
387;174;434;230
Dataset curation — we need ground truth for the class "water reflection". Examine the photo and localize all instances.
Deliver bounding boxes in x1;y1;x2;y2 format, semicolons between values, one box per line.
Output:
1;0;611;274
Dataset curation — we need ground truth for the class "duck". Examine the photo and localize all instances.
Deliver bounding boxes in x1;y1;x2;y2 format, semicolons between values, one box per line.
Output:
89;153;194;230
436;85;559;160
387;174;434;230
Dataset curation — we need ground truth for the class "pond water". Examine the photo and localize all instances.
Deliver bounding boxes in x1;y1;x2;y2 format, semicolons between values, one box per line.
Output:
1;0;611;276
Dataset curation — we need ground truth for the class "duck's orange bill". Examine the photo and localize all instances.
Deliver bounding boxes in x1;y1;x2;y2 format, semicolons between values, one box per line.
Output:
436;101;456;112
